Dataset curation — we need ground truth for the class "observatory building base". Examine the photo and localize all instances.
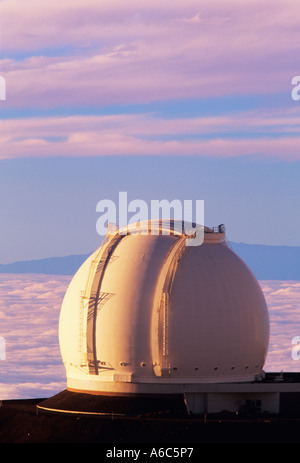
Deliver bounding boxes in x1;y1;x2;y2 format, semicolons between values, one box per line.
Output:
36;375;300;417
183;391;279;415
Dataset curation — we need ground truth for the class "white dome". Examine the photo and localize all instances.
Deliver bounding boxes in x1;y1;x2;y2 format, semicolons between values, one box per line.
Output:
59;221;269;395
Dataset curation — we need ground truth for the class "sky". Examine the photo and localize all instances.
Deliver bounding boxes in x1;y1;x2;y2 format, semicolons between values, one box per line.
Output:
0;0;300;263
0;1;300;399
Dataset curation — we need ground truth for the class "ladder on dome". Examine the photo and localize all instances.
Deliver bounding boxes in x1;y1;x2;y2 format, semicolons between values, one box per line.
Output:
78;289;115;369
160;235;187;373
77;243;106;370
84;233;124;375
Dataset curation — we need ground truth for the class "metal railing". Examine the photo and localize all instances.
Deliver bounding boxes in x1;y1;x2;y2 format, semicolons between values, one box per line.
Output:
209;224;226;234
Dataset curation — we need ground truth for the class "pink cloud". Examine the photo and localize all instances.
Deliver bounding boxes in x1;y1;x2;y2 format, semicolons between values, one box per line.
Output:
1;1;300;162
1;111;300;160
2;1;299;54
1;0;300;109
1;40;293;109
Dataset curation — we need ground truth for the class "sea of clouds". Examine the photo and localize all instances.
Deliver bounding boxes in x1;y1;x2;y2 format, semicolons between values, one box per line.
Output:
0;274;299;400
0;274;71;400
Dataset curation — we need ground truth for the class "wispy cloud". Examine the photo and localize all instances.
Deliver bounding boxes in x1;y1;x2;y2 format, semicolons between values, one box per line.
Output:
1;0;299;106
1;110;300;160
1;1;300;160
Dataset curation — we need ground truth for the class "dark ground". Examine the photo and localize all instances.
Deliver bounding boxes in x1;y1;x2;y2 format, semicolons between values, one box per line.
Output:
1;393;300;446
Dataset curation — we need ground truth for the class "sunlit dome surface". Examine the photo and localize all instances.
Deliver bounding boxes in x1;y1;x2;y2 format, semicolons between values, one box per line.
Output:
59;221;269;395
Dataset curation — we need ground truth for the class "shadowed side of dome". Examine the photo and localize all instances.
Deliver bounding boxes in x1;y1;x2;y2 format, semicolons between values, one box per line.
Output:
165;243;269;382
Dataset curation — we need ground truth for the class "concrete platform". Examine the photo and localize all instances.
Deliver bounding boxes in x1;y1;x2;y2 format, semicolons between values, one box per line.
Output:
37;389;187;417
1;395;300;444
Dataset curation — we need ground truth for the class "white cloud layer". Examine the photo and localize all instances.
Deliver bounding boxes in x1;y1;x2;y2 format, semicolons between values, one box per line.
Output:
261;280;300;372
0;274;71;399
0;274;299;400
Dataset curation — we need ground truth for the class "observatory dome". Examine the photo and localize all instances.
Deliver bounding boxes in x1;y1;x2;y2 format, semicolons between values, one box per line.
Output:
59;221;269;396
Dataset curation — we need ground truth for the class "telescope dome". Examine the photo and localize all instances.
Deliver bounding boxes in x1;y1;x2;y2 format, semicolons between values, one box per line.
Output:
59;221;269;396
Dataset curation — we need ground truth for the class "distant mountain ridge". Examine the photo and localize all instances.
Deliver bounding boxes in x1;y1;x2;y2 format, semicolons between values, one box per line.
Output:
230;242;300;280
0;242;299;280
0;254;89;276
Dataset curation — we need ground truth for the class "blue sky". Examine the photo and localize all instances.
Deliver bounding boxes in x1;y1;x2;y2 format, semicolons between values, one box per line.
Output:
0;155;299;264
1;0;300;263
